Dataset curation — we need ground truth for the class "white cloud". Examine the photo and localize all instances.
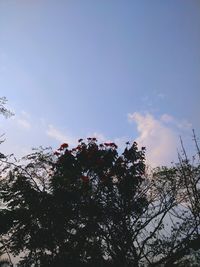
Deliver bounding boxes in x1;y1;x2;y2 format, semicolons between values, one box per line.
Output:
21;110;30;119
128;112;180;167
46;124;76;146
177;120;192;130
160;114;174;123
17;118;31;130
46;127;128;152
13;111;32;130
161;113;192;130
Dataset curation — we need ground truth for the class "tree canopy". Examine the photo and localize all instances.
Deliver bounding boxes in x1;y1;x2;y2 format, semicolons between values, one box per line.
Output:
0;135;200;266
0;139;147;266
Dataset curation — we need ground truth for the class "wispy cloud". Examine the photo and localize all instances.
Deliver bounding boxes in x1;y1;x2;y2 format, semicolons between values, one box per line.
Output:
12;111;32;130
46;127;108;147
46;124;77;146
128;112;191;167
46;126;128;152
4;107;192;167
17;118;31;130
160;113;192;130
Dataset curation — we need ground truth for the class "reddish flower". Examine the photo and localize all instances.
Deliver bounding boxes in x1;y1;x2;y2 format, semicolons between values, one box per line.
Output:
58;143;69;150
54;151;60;156
61;143;68;148
104;143;110;146
81;175;89;183
76;145;82;151
110;143;118;149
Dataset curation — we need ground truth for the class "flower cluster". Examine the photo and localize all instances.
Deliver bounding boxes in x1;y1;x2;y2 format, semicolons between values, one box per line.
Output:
58;143;69;150
52;138;145;189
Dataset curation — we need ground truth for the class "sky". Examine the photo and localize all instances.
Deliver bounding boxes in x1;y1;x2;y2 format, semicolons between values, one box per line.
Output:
0;0;200;167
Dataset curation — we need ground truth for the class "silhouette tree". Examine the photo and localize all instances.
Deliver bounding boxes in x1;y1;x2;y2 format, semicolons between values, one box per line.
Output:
0;139;147;266
0;97;14;266
147;132;200;267
1;132;200;266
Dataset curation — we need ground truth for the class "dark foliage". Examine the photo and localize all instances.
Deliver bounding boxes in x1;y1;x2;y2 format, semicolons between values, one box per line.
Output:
0;140;146;266
0;131;200;266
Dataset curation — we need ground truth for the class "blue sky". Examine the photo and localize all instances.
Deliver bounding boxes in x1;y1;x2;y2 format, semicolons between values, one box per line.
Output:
0;0;199;166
